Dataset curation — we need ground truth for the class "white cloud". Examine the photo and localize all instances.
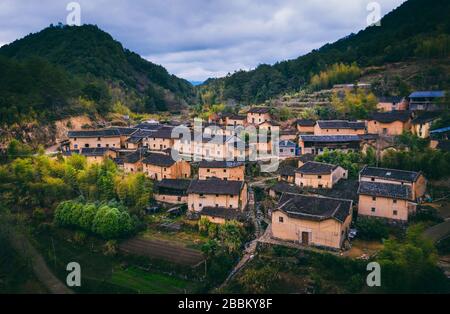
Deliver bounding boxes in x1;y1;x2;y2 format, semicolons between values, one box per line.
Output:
0;0;407;81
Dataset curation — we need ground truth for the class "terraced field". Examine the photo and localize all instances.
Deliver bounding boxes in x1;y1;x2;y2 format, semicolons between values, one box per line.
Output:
119;237;204;266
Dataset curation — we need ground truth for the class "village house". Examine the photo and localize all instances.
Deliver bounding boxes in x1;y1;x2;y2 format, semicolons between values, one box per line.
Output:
279;140;297;158
297;154;315;167
295;161;348;189
359;166;427;201
247;107;272;125
224;114;247;127
376;96;408;112
268;181;302;199
299;135;361;155
142;152;191;181
367;111;411;136
277;165;297;183
314;120;366;136
411;112;440;139
258;121;280;134
68;129;122;150
280;129;298;142
199;206;245;225
271;193;353;250
187;179;248;213
296;119;316;134
154;179;191;204
198;160;245;181
357;181;417;222
123;148;147;174
409;91;445;112
79;147;118;164
144;127;178;151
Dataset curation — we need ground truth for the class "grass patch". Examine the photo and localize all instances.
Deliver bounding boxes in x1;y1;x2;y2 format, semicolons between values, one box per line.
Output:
110;266;195;294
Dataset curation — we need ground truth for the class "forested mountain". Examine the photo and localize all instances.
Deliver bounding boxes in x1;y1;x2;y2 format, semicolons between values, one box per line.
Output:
199;0;450;105
0;24;195;125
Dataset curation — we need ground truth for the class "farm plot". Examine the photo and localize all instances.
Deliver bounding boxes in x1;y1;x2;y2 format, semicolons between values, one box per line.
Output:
119;237;204;266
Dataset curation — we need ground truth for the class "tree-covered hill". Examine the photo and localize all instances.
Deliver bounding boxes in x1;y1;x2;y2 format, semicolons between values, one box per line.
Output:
0;24;195;125
199;0;450;105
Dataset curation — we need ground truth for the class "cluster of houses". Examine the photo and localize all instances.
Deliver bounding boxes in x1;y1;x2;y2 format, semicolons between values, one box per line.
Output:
61;89;447;251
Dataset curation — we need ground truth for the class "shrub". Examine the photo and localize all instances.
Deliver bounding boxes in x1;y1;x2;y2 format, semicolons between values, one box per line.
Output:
355;217;389;241
54;200;135;239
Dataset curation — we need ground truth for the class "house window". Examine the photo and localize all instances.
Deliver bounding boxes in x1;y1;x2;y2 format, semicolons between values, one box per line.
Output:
372;197;376;201
318;184;323;189
199;203;202;207
371;178;375;182
106;144;109;148
85;144;90;148
279;217;284;223
318;175;322;179
97;137;101;141
230;205;233;208
223;169;227;173
178;197;182;202
371;207;376;212
97;144;101;148
215;204;219;207
393;210;398;216
74;144;78;149
200;194;204;197
393;200;397;204
74;138;77;141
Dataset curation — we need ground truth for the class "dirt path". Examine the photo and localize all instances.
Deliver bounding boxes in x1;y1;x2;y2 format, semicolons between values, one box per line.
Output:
8;229;73;294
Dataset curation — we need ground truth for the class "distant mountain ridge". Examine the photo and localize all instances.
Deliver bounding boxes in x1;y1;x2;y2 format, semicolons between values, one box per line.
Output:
0;24;195;124
199;0;450;104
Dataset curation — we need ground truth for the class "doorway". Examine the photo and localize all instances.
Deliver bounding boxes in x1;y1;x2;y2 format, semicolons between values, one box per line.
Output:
301;232;309;245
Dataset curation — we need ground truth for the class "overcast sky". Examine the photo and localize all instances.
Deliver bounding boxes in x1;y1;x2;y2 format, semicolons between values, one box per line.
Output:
0;0;406;82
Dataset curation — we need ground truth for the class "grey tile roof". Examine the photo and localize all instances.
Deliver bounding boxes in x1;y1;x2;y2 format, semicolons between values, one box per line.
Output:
200;207;244;221
151;127;179;139
270;182;302;194
296;119;316;126
134;123;163;131
115;127;138;136
68;129;121;138
317;120;366;130
154;179;191;195
142;153;177;167
360;166;421;182
299;135;361;143
248;107;271;114
80;147;115;157
278;166;296;177
369;111;411;123
199;160;244;169
358;181;412;200
276;193;352;223
296;161;338;174
123;148;147;164
187;179;244;196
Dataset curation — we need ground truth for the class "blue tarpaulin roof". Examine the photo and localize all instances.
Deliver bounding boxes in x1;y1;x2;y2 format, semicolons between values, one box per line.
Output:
409;91;445;98
430;126;450;134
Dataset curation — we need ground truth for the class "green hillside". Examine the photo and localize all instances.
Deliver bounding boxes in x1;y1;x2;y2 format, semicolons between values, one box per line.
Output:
199;0;450;105
0;24;195;125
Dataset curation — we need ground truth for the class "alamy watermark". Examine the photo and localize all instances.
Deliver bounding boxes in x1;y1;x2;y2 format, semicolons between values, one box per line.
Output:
367;2;381;27
366;262;381;287
66;2;81;26
170;118;280;173
66;262;81;287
